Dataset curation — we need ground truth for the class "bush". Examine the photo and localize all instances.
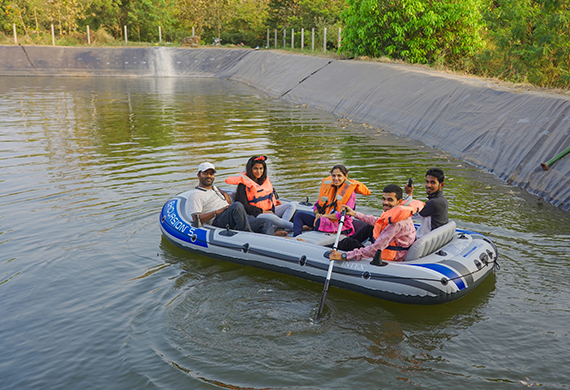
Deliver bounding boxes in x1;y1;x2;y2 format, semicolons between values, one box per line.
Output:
92;28;116;45
58;32;88;46
474;0;570;88
340;0;486;67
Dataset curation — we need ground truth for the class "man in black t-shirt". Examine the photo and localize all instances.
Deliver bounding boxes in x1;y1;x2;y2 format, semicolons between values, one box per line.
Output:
404;168;448;236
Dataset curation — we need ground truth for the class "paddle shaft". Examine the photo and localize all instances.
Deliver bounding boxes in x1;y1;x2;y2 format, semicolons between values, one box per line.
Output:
316;209;346;320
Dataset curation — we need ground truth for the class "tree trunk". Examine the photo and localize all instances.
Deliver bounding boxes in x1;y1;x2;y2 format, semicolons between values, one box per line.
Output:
34;8;40;36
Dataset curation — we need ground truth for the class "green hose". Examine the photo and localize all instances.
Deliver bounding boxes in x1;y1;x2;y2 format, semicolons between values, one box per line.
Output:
541;146;570;170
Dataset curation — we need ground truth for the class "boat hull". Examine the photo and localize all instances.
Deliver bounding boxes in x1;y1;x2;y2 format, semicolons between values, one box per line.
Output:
160;193;498;305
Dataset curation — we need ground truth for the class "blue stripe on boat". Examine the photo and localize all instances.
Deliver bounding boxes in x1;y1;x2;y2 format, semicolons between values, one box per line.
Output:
161;199;209;248
409;263;466;290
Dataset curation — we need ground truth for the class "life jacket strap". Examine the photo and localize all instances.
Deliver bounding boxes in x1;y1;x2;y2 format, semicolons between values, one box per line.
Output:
251;192;275;204
386;244;411;251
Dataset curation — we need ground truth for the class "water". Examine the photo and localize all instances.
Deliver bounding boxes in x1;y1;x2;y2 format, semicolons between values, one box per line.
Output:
1;76;569;390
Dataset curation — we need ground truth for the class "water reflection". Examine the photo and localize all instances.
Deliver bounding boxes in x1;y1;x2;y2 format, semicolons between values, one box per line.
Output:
156;234;496;388
1;76;569;389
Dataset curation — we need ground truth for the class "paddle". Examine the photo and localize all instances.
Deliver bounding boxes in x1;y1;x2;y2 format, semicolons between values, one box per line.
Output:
316;209;347;320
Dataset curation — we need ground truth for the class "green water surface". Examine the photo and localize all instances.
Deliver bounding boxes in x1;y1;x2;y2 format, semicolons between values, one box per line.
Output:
1;76;569;390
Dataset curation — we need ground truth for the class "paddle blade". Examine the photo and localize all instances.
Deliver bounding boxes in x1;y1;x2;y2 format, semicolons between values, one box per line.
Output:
316;278;331;320
316;208;347;321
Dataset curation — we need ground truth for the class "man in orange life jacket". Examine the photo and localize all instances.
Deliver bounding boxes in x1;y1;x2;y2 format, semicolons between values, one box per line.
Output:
329;184;416;262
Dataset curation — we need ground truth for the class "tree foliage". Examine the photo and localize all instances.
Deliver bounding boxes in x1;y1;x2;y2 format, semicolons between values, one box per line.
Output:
340;0;486;66
3;0;570;87
2;0;90;35
475;0;570;86
266;0;344;29
220;0;269;45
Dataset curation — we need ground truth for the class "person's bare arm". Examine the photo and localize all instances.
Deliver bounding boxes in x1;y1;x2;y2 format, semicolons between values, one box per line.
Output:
218;189;232;204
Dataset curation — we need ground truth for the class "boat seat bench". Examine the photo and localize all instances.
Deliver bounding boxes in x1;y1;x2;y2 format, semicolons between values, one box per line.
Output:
404;221;457;261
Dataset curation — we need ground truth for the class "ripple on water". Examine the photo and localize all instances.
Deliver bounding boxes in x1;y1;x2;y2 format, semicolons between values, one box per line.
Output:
2;76;570;390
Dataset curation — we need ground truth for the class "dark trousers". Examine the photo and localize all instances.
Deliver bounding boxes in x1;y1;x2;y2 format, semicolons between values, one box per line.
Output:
293;211;316;237
337;224;374;251
213;202;274;235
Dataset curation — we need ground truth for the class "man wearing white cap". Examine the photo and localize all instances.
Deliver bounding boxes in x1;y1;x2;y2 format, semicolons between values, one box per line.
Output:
187;162;274;234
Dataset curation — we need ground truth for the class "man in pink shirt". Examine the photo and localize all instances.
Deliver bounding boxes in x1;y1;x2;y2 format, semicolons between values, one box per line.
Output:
329;184;416;262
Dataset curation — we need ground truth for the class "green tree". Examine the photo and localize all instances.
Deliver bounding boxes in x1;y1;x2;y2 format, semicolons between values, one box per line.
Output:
267;0;343;29
290;0;344;28
341;0;486;67
84;0;171;41
84;0;122;38
208;0;233;40
478;0;570;86
172;0;209;37
222;0;269;45
267;0;300;28
1;0;90;36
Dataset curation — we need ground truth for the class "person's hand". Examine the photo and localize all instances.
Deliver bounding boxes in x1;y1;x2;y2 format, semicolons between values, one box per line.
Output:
404;183;413;196
263;210;274;214
275;199;282;206
323;213;337;222
329;250;343;261
315;212;323;219
341;205;356;217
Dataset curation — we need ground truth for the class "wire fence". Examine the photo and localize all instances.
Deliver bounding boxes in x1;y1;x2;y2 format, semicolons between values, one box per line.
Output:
266;27;342;53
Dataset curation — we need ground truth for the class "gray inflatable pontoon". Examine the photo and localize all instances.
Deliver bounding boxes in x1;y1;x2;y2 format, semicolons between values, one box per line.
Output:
160;190;499;305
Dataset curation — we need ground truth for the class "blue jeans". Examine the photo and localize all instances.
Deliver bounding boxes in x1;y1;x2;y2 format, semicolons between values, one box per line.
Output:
293;211;317;237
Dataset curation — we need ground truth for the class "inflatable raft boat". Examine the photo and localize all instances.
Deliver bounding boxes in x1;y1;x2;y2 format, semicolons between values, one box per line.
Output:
159;190;499;304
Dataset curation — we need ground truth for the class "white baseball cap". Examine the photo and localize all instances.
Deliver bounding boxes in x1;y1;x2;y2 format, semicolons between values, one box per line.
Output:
197;162;216;174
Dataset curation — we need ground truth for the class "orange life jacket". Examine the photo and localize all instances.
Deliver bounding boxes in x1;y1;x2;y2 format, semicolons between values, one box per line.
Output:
317;177;371;214
372;199;424;261
225;173;276;211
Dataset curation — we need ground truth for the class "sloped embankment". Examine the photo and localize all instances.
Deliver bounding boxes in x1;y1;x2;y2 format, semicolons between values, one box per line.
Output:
1;45;568;210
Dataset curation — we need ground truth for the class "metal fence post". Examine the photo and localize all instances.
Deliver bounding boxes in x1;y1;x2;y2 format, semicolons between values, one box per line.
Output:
51;24;55;45
301;28;304;50
124;25;128;44
87;25;91;45
323;27;327;53
13;23;17;44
